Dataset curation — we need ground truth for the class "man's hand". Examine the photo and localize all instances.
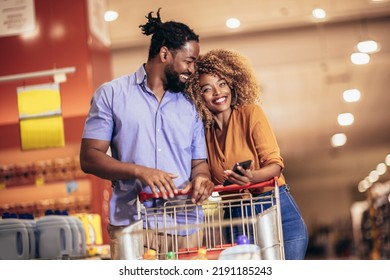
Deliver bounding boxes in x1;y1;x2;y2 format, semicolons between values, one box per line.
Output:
182;175;214;205
136;166;178;200
180;159;214;204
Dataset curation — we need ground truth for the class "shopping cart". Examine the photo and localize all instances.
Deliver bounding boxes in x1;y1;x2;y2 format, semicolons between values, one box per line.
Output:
118;177;285;260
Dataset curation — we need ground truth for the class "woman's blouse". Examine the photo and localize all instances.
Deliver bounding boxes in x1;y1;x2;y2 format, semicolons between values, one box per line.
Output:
205;104;286;188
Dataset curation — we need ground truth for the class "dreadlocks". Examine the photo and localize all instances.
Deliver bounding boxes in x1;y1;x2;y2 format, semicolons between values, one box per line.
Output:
139;8;199;60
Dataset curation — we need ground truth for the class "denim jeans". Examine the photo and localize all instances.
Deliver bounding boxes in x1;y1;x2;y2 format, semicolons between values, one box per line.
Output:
223;185;308;260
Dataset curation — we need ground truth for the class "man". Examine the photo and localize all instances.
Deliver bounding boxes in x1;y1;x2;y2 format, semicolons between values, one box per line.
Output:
80;9;214;259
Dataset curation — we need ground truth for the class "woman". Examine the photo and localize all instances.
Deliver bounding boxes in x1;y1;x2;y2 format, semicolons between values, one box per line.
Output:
185;49;308;260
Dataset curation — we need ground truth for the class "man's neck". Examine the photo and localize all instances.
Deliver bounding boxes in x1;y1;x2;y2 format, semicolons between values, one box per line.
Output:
144;62;167;101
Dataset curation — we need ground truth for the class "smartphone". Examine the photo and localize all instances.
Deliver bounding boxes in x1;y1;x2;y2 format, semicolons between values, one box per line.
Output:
232;160;252;176
223;159;252;186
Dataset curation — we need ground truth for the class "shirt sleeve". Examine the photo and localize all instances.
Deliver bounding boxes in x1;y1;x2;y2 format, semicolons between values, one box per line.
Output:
82;84;114;141
191;113;208;160
251;105;284;169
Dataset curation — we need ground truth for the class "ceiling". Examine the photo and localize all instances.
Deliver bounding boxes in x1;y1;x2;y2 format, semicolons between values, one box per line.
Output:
105;0;390;194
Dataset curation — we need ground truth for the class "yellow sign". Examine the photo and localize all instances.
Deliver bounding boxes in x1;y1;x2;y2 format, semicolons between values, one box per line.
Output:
17;83;65;150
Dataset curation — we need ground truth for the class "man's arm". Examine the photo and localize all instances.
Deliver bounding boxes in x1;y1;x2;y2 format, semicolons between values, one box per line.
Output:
80;138;178;199
182;159;214;205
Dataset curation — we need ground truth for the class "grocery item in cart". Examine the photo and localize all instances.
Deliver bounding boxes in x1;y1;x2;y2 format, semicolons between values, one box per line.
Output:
218;235;261;260
143;249;157;260
202;191;221;217
119;178;285;260
193;248;208;260
165;251;176;260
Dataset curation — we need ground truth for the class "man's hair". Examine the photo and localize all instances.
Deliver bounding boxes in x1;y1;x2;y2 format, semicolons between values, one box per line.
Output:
139;8;199;60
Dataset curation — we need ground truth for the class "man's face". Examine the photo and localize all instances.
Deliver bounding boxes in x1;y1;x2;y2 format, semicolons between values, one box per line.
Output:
164;41;200;93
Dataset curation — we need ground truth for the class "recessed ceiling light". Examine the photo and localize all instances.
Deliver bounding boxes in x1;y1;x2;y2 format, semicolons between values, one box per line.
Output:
368;170;379;183
337;113;354;126
104;10;119;22
331;133;347;147
376;163;387;175
358;180;370;192
312;8;326;19
350;52;370;65
343;89;361;103
385;154;390;166
226;18;240;29
357;40;380;53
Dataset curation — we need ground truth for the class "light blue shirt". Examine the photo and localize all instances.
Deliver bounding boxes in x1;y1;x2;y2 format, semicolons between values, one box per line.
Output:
82;65;206;233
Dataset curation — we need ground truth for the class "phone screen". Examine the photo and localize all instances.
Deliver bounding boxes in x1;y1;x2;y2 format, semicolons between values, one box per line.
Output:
232;160;252;176
223;160;252;186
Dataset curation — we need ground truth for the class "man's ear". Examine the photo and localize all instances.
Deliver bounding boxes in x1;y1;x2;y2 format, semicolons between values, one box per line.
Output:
160;47;170;62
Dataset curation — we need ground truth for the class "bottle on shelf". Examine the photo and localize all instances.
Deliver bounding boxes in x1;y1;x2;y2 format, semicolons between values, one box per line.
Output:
143;249;158;260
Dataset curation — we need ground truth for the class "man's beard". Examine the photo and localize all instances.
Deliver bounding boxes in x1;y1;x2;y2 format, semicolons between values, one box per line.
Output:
165;64;186;93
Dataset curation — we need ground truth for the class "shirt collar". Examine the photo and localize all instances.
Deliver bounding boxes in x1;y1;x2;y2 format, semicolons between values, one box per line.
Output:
135;64;147;85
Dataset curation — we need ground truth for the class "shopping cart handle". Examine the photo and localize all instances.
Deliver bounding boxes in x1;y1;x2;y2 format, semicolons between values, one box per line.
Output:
138;177;277;202
213;177;276;193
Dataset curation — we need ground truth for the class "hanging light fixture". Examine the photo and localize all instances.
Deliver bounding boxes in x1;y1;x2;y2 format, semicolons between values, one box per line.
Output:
355;19;380;55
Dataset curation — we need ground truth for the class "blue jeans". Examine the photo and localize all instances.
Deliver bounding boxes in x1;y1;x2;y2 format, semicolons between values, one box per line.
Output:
223;185;308;260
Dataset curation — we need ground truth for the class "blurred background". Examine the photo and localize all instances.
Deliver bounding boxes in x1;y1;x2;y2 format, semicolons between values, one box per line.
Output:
0;0;389;260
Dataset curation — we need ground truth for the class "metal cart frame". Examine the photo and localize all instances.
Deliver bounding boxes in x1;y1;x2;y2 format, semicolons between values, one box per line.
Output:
118;177;285;260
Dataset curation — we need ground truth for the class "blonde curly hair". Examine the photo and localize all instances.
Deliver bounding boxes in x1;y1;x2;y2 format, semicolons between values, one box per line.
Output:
185;48;261;128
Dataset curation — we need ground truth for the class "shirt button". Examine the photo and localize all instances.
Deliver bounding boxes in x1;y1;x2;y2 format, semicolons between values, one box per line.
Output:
158;148;162;152
157;129;160;132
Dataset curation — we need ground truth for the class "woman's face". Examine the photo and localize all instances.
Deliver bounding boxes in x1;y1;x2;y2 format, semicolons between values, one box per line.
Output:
199;74;232;114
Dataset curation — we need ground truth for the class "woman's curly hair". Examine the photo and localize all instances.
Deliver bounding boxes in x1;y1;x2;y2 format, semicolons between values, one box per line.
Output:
185;49;261;128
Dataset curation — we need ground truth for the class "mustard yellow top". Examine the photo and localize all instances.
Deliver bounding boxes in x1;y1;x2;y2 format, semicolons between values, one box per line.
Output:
205;104;286;189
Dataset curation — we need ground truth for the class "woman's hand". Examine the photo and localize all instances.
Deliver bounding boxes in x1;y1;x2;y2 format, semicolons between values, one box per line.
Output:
223;160;255;186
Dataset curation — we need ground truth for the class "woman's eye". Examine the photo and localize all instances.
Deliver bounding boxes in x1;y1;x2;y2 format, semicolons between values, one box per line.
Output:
201;88;211;94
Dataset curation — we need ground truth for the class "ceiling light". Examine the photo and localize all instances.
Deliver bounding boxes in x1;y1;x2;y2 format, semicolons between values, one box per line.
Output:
357;40;380;53
385;154;390;166
337;113;354;126
104;10;119;22
312;8;326;19
376;163;387;175
226;18;240;29
358;180;370;192
331;133;347;147
368;170;379;183
343;89;361;103
350;52;370;65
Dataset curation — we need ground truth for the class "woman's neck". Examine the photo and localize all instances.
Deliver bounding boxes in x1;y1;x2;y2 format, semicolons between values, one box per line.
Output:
213;107;232;131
